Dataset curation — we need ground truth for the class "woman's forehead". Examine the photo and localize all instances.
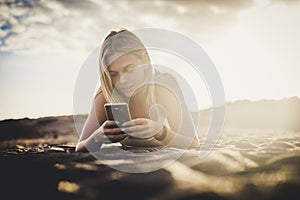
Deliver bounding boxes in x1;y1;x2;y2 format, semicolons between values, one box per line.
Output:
108;53;141;70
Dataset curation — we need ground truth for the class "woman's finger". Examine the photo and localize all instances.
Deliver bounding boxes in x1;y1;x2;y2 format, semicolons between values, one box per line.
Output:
127;129;155;139
122;118;147;127
123;125;146;133
103;120;118;128
105;134;127;142
103;127;122;135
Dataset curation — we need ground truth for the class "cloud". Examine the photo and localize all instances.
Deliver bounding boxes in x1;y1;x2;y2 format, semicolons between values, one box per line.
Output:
0;0;263;55
271;0;300;4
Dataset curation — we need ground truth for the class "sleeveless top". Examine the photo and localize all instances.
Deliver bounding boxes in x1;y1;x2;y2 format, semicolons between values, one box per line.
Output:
95;72;186;148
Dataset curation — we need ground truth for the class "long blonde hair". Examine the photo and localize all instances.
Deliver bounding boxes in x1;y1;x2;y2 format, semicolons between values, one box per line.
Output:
99;29;155;115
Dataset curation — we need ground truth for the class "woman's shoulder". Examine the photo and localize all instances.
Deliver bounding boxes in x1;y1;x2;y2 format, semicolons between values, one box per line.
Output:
154;72;178;85
93;87;107;123
94;87;106;106
94;87;103;97
154;72;182;97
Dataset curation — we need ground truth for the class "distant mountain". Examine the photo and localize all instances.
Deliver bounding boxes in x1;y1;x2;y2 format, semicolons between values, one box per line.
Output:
1;97;299;142
194;97;300;133
0;115;86;141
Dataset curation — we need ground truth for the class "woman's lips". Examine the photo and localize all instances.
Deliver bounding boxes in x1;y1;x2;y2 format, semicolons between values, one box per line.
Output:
118;85;136;94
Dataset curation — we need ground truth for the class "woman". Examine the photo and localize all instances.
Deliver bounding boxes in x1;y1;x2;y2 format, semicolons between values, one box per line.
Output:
75;29;199;152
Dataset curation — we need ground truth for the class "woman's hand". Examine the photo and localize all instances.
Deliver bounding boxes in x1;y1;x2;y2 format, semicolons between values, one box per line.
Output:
93;120;127;143
76;120;127;152
122;118;164;139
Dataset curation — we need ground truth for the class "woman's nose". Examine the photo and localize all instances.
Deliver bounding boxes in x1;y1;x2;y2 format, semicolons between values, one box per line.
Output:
118;72;129;84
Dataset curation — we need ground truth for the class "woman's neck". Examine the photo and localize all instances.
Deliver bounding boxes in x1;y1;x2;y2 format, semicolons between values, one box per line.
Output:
129;92;150;119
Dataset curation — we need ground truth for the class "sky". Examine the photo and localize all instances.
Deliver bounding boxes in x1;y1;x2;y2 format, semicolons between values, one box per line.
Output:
0;0;300;120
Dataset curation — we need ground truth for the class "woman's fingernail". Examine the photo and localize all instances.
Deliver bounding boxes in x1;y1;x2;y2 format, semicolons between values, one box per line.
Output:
121;128;125;132
116;121;120;124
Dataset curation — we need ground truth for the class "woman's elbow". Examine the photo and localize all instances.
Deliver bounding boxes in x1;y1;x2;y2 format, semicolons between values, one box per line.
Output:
188;138;200;149
75;140;87;152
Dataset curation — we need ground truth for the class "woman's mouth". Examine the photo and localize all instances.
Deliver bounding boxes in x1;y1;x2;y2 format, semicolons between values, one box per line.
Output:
118;85;136;95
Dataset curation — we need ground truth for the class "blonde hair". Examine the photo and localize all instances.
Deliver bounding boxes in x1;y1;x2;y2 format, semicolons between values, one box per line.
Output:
99;29;155;115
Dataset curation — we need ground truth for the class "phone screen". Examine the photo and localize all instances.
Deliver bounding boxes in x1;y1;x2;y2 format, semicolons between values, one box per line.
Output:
104;103;131;128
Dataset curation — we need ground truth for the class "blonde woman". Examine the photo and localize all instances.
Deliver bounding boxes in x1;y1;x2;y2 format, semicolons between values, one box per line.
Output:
75;29;199;152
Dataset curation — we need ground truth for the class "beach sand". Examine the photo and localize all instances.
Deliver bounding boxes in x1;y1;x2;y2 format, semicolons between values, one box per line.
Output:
1;115;300;200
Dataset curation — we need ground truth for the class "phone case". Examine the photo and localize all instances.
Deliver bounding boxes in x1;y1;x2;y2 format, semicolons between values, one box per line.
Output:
104;103;131;127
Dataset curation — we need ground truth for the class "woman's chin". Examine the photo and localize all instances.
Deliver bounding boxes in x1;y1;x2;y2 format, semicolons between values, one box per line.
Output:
120;89;135;97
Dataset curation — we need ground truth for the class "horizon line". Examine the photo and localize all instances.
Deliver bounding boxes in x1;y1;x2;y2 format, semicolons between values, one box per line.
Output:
1;96;299;121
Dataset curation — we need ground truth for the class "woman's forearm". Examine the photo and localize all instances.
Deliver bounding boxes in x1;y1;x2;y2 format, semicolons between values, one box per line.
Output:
75;140;88;152
75;130;102;152
157;128;199;149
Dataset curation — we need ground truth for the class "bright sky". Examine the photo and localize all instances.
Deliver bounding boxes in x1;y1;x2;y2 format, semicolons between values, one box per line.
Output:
0;0;300;120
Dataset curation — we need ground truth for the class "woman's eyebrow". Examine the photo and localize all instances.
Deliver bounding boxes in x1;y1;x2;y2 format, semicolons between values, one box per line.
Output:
107;66;117;72
123;64;135;70
108;64;135;72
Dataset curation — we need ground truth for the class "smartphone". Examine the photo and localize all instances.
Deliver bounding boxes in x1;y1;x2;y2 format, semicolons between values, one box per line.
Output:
104;103;132;128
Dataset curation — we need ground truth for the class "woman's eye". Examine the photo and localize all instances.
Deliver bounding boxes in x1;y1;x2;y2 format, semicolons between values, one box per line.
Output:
127;65;138;72
109;72;118;77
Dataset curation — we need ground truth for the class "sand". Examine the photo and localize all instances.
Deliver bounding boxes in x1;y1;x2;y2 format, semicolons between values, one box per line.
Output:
1;115;300;200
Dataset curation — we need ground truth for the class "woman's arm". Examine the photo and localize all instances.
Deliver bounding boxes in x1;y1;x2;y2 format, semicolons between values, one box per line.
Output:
75;92;105;152
155;74;199;148
123;74;199;149
123;118;199;149
76;92;125;152
154;125;199;148
75;129;101;152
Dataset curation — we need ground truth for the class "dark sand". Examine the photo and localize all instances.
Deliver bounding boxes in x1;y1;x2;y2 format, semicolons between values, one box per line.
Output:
1;115;300;200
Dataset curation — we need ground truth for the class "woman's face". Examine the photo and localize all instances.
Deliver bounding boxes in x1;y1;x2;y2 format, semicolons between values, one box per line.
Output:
108;53;147;97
